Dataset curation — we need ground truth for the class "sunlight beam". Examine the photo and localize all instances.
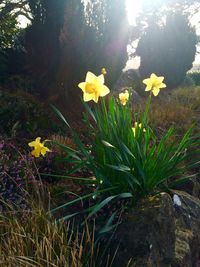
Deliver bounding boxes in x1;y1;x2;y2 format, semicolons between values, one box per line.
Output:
126;0;142;25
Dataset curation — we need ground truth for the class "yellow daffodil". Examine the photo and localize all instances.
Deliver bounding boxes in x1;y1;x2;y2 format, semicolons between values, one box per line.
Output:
143;73;166;96
101;68;107;75
132;122;146;136
78;71;110;103
28;137;50;158
119;90;129;106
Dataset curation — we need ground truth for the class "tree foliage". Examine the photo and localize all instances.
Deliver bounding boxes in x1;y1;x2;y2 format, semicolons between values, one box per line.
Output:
135;11;197;88
0;0;31;48
0;0;30;78
24;0;130;101
0;13;19;48
24;0;66;95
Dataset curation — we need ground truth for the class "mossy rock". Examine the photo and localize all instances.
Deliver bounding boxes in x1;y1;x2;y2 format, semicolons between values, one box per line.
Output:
112;192;200;267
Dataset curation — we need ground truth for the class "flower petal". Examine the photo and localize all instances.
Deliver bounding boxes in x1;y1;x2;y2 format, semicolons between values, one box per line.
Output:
152;88;160;96
31;149;40;158
143;78;151;85
157;76;164;83
86;72;97;83
98;74;104;84
94;92;99;103
145;86;152;91
83;92;94;102
78;82;86;91
150;73;157;80
35;137;41;143
41;147;50;156
28;141;36;147
160;82;166;88
99;85;110;97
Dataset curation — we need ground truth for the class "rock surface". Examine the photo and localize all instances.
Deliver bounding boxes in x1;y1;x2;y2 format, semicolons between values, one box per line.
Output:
112;191;200;267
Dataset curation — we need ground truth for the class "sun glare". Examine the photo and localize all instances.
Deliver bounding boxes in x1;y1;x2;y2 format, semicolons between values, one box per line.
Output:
126;0;142;25
18;15;30;28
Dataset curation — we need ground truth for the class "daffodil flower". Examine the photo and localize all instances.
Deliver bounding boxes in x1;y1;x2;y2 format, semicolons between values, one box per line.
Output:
78;71;110;103
132;122;146;136
101;68;107;75
119;90;129;106
143;73;166;96
28;137;50;158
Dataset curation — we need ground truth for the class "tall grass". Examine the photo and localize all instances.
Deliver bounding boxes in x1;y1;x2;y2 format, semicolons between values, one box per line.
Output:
0;208;77;266
0;183;116;267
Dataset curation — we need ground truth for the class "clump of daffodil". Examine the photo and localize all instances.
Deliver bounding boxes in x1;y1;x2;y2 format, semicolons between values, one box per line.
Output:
28;137;50;158
143;73;166;96
132;122;146;137
119;89;129;106
78;71;110;103
101;68;107;75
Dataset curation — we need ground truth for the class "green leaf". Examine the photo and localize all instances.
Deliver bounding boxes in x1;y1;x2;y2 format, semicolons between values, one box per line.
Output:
87;192;132;220
102;140;115;148
107;164;131;172
98;211;118;234
57;212;79;223
49;186;117;214
40;173;96;183
51;104;70;127
120;142;135;158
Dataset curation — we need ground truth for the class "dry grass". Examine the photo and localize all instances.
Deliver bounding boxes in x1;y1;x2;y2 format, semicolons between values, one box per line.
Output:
172;86;200;110
0;206;80;266
0;181;116;267
50;134;76;153
149;101;196;134
0;203;113;267
146;86;200;135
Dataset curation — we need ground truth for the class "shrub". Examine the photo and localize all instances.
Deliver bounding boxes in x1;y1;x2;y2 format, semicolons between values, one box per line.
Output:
0;136;62;211
0;137;34;211
5;75;34;93
0;51;8;79
188;71;200;86
0;90;60;137
171;86;200;111
181;75;195;87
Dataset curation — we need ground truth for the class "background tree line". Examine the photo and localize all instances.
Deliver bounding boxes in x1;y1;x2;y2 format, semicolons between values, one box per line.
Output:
0;0;199;107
